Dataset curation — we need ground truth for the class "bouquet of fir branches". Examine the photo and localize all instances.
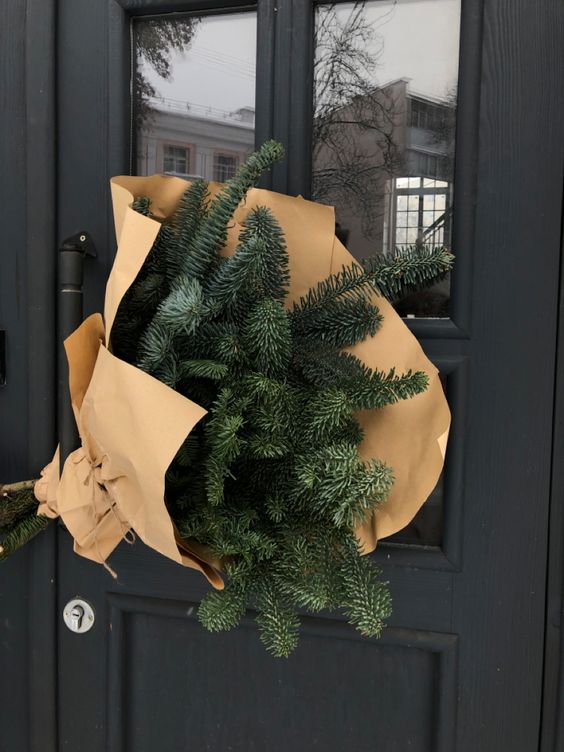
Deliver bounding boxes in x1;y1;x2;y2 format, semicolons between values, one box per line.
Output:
1;140;452;657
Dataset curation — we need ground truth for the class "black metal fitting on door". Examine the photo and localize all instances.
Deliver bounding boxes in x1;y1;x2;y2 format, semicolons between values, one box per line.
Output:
58;232;96;472
0;329;5;386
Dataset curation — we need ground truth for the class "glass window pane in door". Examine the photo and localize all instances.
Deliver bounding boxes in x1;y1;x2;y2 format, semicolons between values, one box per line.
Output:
133;12;256;180
313;0;461;318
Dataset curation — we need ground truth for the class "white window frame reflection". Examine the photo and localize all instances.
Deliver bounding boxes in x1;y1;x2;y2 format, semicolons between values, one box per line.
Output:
162;142;193;177
387;175;453;251
213;150;239;182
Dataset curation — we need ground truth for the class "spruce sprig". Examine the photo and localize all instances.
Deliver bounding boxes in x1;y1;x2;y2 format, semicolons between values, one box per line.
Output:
109;140;453;656
0;482;51;560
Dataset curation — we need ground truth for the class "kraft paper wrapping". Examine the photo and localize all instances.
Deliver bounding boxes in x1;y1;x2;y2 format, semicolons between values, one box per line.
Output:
36;173;449;582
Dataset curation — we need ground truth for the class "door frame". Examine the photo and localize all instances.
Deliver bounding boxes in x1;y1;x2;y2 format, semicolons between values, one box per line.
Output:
541;189;564;751
9;0;564;749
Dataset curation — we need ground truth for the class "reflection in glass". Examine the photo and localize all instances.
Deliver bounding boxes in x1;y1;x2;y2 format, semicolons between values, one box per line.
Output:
313;0;460;318
134;13;256;180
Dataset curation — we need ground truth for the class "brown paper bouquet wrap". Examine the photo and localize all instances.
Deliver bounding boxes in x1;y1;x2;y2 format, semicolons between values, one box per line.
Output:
34;170;449;584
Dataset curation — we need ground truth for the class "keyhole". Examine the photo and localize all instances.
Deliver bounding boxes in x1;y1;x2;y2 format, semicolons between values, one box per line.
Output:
70;604;84;631
63;598;95;633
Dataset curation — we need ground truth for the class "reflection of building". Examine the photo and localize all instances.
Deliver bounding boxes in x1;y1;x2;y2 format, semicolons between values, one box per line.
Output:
137;97;255;181
314;78;455;260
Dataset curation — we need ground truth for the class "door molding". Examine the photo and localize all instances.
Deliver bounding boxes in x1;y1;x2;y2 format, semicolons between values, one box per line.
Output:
541;185;564;752
106;592;459;752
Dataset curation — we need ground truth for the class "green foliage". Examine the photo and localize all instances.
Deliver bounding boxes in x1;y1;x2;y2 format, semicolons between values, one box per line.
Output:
363;246;454;302
255;583;300;658
0;514;51;561
339;541;392;637
0;481;37;527
110;140;454;656
198;581;248;632
243;299;292;378
0;482;51;561
291;244;453;321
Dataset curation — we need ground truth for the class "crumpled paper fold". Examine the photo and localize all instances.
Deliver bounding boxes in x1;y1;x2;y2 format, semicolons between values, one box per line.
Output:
35;174;450;582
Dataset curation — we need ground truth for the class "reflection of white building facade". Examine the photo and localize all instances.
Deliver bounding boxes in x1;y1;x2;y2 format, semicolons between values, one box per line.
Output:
137;98;255;181
314;78;455;260
386;80;454;256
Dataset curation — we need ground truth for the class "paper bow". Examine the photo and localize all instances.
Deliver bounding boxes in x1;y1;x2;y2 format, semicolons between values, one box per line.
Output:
36;174;450;582
35;218;223;586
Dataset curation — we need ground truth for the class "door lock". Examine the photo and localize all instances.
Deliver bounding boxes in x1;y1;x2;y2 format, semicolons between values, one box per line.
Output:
63;598;95;633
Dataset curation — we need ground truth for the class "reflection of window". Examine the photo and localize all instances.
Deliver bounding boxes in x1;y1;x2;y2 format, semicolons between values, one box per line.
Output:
409;98;446;131
213;153;238;182
407;150;440;180
391;177;451;249
163;145;189;174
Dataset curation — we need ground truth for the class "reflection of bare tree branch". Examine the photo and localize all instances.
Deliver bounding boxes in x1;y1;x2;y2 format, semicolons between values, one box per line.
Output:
428;84;457;179
135;17;200;129
313;2;402;238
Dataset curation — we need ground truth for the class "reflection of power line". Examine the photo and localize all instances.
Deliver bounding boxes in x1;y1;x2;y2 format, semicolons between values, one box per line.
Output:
195;45;256;73
187;51;255;81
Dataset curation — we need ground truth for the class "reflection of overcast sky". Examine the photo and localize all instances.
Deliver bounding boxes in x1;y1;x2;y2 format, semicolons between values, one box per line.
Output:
140;14;257;113
140;0;459;113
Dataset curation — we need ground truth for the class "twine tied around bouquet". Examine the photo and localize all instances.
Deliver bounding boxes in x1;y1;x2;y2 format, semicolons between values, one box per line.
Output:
33;312;223;587
35;446;134;578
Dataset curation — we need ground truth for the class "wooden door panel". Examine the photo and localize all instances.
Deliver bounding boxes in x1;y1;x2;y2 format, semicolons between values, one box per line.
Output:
58;533;457;752
50;0;564;750
114;606;451;752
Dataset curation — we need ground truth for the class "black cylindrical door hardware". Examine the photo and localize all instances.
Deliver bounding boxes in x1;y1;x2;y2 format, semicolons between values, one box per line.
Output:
58;232;96;472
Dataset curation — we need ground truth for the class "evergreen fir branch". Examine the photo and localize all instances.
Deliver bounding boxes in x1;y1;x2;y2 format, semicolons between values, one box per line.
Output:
264;494;286;524
337;417;365;447
246;434;290;459
0;513;51;561
291;262;372;320
198;581;247;632
205;206;290;313
205;234;268;311
204;389;247;505
332;458;394;528
256;583;300;658
294;343;370;386
126;271;167;314
291;245;453;322
210;517;277;563
112;141;452;656
154;277;206;337
136;321;174;373
242;299;292;377
188;322;243;367
151;223;182;284
301;388;353;443
338;544;392;638
179;359;229;380
362;246;454;302
292;297;383;349
173;179;210;275
237;206;290;301
242;372;289;399
344;367;429;410
179;140;284;281
135;143;283;365
277;533;348;613
111;224;178;363
132;195;151;216
152;353;180;389
0;481;39;528
295;444;394;528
